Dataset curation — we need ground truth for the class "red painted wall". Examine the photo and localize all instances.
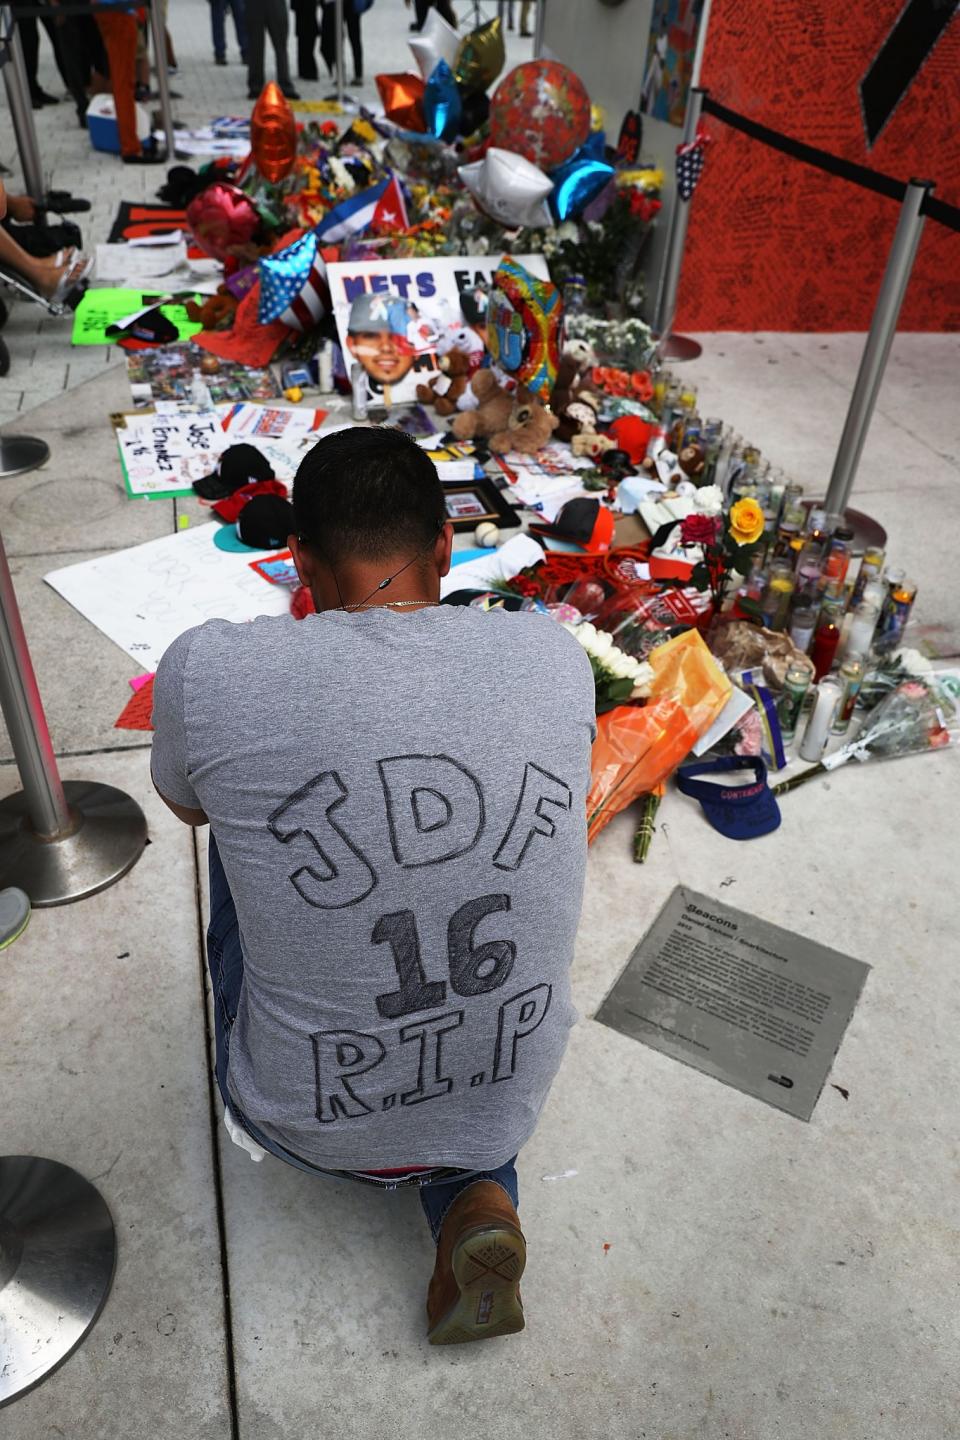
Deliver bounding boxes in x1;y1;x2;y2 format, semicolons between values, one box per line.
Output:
675;1;960;331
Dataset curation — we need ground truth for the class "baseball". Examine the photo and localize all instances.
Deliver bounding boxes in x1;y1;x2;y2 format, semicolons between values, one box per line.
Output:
475;522;500;548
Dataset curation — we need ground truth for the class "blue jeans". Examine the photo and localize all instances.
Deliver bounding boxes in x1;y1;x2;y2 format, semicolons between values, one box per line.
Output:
210;0;248;61
206;835;519;1241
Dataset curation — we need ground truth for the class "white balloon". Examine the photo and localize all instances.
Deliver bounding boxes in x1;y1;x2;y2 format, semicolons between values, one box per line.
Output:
458;146;553;229
409;10;460;80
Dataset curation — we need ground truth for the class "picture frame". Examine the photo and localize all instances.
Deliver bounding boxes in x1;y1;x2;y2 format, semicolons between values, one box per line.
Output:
441;477;521;532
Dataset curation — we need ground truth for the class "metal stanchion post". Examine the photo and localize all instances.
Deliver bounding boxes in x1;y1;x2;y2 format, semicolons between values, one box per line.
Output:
0;1156;116;1408
820;178;933;547
533;0;547;58
323;0;355;112
148;0;176;157
335;0;344;106
0;530;147;905
653;86;705;363
1;8;45;206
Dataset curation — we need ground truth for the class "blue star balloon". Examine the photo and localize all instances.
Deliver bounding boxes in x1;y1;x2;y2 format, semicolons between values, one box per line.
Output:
549;138;614;221
423;59;461;142
258;231;318;326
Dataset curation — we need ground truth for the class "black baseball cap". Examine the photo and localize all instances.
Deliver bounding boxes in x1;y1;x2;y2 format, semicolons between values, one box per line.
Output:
676;756;781;840
236;494;297;550
193;443;274;500
529;497;616;553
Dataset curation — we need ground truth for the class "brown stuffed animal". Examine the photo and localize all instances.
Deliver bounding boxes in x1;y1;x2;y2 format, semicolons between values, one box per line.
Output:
185;287;239;331
550;355;604;445
452;371;558;454
416;349;475;417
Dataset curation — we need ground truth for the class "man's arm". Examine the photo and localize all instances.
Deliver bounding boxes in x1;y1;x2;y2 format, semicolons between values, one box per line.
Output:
151;628;209;827
155;785;209;827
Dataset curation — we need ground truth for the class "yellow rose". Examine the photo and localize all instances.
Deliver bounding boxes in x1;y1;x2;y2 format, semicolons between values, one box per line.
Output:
729;497;765;546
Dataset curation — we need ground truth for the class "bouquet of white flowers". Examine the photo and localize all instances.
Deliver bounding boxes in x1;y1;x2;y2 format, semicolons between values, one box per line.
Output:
561;621;654;711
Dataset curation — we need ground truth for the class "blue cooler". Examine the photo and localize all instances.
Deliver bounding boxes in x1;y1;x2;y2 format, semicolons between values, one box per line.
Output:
86;94;151;155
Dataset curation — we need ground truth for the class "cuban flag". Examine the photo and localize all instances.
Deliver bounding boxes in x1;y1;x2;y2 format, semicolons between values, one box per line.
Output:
314;174;408;243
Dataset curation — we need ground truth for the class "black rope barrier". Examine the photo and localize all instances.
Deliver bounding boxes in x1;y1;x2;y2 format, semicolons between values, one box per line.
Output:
702;94;960;236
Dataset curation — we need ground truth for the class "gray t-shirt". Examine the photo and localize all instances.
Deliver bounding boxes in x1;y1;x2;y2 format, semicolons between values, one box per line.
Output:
151;605;596;1171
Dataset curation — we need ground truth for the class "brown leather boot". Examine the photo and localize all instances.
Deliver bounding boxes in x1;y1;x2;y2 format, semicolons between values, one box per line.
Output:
426;1181;526;1345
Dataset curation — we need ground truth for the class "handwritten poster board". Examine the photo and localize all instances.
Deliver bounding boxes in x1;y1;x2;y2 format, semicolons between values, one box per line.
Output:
596;886;870;1121
45;523;291;670
115;410;228;499
71;288;203;346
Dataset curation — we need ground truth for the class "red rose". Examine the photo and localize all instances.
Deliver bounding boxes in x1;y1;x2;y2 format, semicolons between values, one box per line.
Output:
680;514;720;546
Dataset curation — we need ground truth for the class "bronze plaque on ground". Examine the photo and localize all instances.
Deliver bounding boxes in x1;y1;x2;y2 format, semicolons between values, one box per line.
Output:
595;886;870;1121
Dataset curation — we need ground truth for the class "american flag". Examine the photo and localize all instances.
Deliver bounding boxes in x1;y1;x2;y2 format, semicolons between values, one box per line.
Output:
258;231;331;333
676;127;711;202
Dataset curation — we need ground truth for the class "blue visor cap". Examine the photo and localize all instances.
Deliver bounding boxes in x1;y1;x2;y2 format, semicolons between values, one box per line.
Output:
676;756;781;841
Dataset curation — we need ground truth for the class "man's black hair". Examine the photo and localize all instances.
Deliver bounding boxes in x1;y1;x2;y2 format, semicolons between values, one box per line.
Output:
293;426;446;565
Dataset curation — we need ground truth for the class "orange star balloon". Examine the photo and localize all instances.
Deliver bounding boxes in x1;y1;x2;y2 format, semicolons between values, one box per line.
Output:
250;82;297;184
375;72;426;132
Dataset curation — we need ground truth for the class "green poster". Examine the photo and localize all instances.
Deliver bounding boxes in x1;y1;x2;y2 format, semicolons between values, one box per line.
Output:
71;288;204;347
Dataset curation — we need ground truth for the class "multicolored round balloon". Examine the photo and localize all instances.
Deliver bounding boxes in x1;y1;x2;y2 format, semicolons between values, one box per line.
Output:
486;255;561;401
490;60;591;171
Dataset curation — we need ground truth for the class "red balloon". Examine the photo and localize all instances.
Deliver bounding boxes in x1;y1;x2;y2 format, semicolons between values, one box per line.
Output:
187;182;261;262
375;72;426;132
250;81;297;183
490;60;591;170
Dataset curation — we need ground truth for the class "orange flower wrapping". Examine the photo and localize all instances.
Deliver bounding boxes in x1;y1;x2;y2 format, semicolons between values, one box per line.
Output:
645;628;731;734
586;630;731;845
587;701;699;844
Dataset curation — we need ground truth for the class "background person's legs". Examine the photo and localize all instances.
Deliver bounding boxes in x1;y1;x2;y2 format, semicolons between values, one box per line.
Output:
319;0;335;76
230;0;249;61
94;9;142;159
246;0;267;92
263;0;294;91
210;0;228;60
345;6;361;82
291;0;318;79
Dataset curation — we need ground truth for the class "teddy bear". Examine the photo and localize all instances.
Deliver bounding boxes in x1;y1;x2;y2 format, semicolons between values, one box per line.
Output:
572;429;616;460
550;348;606;445
416;349;478;417
451;370;558;454
185;287;239;331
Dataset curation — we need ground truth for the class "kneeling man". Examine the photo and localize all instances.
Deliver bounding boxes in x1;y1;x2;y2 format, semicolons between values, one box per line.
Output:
151;426;595;1344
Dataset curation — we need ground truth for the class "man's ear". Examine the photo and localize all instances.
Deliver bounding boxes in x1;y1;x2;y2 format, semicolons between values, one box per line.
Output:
289;535;315;589
435;521;455;579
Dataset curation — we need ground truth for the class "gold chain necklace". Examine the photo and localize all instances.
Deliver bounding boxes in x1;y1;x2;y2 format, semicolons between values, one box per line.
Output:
342;599;438;612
